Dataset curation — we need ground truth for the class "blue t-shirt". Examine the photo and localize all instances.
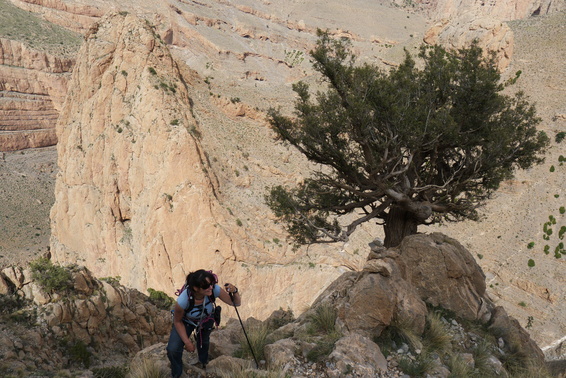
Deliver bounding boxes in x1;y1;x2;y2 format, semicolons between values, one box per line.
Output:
177;284;221;323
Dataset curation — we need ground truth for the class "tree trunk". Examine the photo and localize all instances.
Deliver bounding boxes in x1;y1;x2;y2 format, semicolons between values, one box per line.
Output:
383;205;419;248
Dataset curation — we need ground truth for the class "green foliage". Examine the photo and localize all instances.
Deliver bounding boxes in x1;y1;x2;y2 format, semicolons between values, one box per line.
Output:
398;354;434;377
127;358;169;378
100;276;121;286
303;304;342;362
446;354;474;377
267;31;548;248
63;339;92;368
422;311;452;353
284;49;305;67
170;119;179;126
528;156;565;265
306;332;341;362
29;258;73;293
0;294;27;315
236;323;269;361
148;67;157;75
555;131;566;143
307;304;338;335
147;288;174;310
92;366;128;378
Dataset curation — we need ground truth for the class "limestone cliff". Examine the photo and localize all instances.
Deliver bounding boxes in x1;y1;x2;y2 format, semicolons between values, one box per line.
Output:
50;13;350;321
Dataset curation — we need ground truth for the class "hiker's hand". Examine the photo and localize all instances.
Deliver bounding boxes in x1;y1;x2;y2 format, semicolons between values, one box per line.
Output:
184;341;195;353
224;283;238;293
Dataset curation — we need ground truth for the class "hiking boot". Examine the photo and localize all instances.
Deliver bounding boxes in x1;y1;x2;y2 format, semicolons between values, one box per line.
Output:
193;361;207;370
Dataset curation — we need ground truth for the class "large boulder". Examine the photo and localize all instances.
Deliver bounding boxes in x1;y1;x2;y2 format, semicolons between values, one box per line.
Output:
395;233;491;322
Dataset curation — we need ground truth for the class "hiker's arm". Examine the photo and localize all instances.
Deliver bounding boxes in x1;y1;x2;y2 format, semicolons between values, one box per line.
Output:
219;283;241;306
173;303;195;352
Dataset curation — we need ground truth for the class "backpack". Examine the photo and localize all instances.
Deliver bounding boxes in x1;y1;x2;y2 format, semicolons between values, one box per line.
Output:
174;271;221;327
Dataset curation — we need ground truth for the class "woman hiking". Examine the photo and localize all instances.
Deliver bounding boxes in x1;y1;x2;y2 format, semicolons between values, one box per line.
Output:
166;269;241;377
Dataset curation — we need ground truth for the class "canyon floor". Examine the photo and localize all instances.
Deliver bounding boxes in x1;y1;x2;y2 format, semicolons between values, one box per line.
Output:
0;9;565;356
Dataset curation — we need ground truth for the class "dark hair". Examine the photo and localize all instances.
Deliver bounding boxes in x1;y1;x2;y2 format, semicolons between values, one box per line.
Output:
186;269;217;290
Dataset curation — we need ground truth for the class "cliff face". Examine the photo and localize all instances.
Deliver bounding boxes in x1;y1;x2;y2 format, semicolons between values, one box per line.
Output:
49;13;349;320
51;12;226;291
0;38;74;151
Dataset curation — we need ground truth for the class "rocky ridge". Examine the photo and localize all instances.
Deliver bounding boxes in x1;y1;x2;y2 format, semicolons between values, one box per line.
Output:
0;233;555;377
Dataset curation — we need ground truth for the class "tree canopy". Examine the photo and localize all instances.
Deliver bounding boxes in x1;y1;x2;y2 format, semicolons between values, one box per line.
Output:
266;32;549;248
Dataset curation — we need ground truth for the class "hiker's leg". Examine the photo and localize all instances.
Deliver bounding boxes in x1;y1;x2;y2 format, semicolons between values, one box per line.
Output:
166;323;194;378
195;320;215;366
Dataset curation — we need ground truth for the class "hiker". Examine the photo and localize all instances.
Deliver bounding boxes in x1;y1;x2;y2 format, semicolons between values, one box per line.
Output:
166;269;241;377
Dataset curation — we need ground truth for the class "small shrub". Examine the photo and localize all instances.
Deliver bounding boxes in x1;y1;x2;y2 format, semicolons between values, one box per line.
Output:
147;288;174;310
148;67;157;75
527;242;535;249
0;294;28;315
65;339;91;368
422;311;451;353
446;354;473;377
170;119;179;126
127;358;168;378
230;97;241;103
92;366;128;378
236;219;243;227
307;304;337;335
398;354;434;377
237;323;269;361
30;258;73;293
306;332;341;362
100;276;121;286
555;131;566;143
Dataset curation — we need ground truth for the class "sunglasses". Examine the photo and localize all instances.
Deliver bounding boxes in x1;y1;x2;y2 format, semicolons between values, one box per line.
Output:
199;282;214;289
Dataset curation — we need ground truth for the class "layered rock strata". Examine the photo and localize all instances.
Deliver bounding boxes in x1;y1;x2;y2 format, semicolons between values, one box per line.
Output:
0;38;75;151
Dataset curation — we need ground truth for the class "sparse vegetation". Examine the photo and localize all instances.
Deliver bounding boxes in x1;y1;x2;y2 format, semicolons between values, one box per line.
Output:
127;358;168;378
92;365;128;378
147;288;174;310
29;258;73;293
0;0;81;57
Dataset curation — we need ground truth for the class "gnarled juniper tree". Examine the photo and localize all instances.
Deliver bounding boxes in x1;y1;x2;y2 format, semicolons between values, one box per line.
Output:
266;32;549;248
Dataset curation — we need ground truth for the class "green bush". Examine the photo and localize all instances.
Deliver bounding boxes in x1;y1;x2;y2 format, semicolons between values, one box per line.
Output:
236;323;269;361
64;339;91;368
29;258;73;293
92;366;128;378
307;304;338;335
147;288;174;310
306;331;341;362
0;294;27;315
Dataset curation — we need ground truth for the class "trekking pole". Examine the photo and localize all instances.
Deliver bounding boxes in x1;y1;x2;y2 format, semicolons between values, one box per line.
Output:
229;292;260;369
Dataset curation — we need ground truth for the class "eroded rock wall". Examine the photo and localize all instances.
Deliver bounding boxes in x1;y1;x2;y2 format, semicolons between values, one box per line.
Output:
0;38;75;151
49;13;346;321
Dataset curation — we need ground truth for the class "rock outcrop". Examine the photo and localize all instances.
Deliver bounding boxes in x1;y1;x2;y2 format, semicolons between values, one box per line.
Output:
128;232;546;377
0;263;171;372
0;38;75;151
